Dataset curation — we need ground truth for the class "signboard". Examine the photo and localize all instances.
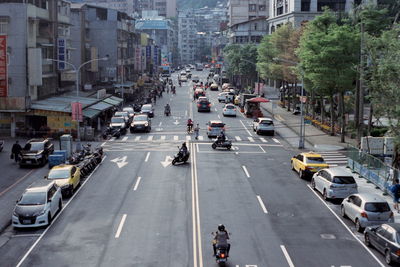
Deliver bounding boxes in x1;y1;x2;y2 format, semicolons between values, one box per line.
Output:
134;45;141;71
0;35;7;97
57;38;66;70
71;102;83;122
146;45;151;61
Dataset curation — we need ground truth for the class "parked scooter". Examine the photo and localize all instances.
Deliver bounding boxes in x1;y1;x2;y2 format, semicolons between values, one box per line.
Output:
212;139;232;150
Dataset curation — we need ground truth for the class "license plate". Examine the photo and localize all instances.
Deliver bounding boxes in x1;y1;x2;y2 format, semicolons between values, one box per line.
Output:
22;220;31;224
25;160;31;164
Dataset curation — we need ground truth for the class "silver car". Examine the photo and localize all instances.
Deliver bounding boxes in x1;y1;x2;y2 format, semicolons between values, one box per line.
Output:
341;193;394;232
253;117;275;135
206;120;225;138
311;167;358;200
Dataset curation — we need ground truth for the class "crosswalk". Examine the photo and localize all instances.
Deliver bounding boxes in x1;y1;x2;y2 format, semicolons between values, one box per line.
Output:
319;151;348;167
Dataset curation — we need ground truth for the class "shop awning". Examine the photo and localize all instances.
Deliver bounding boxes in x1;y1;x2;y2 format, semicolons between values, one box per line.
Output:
103;97;121;106
82;108;101;119
89;101;114;111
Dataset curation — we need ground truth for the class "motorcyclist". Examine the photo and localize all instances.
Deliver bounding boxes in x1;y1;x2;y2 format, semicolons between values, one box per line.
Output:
178;142;188;159
164;104;171;115
213;224;230;256
217;131;226;144
187;118;193;133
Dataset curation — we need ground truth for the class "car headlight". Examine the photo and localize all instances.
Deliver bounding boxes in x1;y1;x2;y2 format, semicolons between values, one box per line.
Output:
35;154;42;159
144;122;148;126
37;209;46;216
13;210;18;217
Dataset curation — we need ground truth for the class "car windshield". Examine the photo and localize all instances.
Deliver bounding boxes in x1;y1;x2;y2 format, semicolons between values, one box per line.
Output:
260;121;273;125
306;157;325;164
134;116;147;121
115;112;127;117
29;142;44;151
226;105;235;109
365;202;390;212
332;176;356;184
19;192;46;205
111;117;125;123
142;106;151;111
211;123;224;127
123;108;133;113
48;168;70;179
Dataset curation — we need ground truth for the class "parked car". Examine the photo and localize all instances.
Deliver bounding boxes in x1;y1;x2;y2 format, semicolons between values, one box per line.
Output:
222;104;237;117
20;139;54;167
341;193;394;232
197;97;211;112
46;164;81;197
291;152;329;179
12;180;62;228
364;223;400;265
311;167;358;200
192;75;200;83
130;114;151;133
206;120;225;138
252;117;275;135
110;116;128;134
140;104;154;118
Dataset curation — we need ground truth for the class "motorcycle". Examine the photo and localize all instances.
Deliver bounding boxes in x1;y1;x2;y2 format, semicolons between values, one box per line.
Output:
172;149;190;165
164;107;171;116
102;127;121;140
212;139;232;150
211;233;230;265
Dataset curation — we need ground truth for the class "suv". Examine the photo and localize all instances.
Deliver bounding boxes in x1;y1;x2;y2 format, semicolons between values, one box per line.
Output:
197;97;211;112
20;139;54;167
12;180;62;228
130;114;151;133
311;167;358;200
252;117;275;135
206;120;225;138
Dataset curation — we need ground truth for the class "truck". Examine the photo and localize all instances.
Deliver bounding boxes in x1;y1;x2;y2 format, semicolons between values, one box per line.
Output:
160;65;171;77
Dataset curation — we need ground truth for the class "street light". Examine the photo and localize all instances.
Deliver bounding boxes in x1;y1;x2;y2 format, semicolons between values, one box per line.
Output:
273;57;305;149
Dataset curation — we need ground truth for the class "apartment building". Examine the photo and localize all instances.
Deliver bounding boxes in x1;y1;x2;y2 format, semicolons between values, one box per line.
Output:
136;0;177;17
228;0;269;27
229;17;268;44
178;10;197;65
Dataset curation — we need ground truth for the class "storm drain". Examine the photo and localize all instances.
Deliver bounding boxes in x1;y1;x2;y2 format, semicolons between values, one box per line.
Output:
320;234;336;240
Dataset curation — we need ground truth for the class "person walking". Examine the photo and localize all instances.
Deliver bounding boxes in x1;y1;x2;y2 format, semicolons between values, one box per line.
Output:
391;178;400;213
11;140;22;163
194;124;200;140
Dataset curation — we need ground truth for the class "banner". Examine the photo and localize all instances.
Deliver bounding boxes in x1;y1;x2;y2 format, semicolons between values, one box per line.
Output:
0;35;7;97
71;102;83;122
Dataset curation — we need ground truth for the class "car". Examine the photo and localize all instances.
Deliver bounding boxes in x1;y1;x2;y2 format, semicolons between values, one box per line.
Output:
192;75;200;83
222;104;237;117
341;193;394;232
187;73;192;79
210;83;219;91
194;88;205;99
217;92;234;103
222;83;231;90
46;164;81;197
114;111;131;124
185;68;191;73
140;104;154;118
130;114;151;133
197;97;211;112
253;117;275;135
20;139;54;167
311;167;358;200
122;107;135;119
205;64;210;68
12;180;62;228
206;120;225;138
179;75;188;82
291;152;329;179
110;116;128;134
364;223;400;265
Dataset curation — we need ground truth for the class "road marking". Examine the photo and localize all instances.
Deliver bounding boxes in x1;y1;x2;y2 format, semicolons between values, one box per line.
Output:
101;142;106;146
240;120;253;136
161;135;166;140
260;138;267;143
272;138;280;144
248;137;255;142
159;122;162;127
133;176;142;191
0;169;34;197
12;234;42;238
16;155;107;267
115;214;127;238
258;145;266;153
198;136;204;141
214;108;218;111
174;135;179;141
122;136;128;141
134;136;141;141
147;136;154;141
217;114;221;119
280;245;295;267
185;110;188;117
235;136;242;141
145;152;150;162
257;195;268;214
110;137;116;141
306;185;385;267
275;114;284;121
186;136;191;141
242;165;250;178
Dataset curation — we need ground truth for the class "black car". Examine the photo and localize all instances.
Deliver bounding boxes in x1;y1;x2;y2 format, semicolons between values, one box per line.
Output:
140;104;154;118
365;223;400;265
20;139;54;167
130;114;151;133
197;97;211;112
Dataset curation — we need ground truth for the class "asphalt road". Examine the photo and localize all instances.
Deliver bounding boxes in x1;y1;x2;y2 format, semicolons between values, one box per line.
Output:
0;70;393;267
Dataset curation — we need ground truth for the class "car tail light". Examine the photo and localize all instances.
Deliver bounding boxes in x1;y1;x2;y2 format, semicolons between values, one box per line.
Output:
208;104;211;107
197;104;201;107
223;108;226;111
234;109;236;111
220;253;225;258
361;211;368;218
208;126;211;131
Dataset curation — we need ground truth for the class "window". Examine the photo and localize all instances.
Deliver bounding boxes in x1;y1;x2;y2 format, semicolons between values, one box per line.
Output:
0;18;8;35
365;202;390;212
259;5;266;11
317;0;346;11
277;6;283;15
254;23;258;30
249;4;256;11
353;196;362;207
301;0;311;11
332;176;356;184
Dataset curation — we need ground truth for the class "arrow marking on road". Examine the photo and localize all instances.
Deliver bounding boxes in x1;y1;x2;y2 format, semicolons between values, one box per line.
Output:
161;155;173;167
111;156;128;168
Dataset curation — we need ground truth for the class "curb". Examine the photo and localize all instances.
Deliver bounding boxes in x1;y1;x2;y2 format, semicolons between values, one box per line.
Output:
0;219;11;234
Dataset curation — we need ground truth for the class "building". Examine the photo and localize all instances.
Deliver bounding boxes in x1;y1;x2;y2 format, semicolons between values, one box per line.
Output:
228;0;269;27
178;10;197;64
228;17;268;44
267;0;355;32
136;0;177;17
78;0;137;16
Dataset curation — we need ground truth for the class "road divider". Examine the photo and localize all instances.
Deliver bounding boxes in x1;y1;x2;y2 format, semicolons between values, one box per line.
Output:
115;214;127;238
133;177;142;191
242;165;250;178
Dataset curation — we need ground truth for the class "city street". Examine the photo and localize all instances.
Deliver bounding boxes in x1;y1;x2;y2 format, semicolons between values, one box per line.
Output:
0;70;390;267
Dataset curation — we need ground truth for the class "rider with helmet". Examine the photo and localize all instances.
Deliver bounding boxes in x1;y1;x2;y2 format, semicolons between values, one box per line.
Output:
179;142;188;158
164;103;171;115
213;224;230;256
187;118;194;133
217;130;226;144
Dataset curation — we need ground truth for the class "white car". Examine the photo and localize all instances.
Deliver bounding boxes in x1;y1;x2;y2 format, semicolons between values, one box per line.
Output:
253;117;275;135
222;104;237;117
12;180;62;228
218;92;234;103
311;167;358;200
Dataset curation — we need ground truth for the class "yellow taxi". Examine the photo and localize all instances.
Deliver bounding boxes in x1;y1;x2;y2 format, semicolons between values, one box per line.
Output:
46;164;81;197
291;152;329;179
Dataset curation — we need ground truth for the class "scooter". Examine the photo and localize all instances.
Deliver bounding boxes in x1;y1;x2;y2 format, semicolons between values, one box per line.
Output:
164;108;171;116
211;233;230;265
172;150;190;165
102;127;121;140
212;139;232;150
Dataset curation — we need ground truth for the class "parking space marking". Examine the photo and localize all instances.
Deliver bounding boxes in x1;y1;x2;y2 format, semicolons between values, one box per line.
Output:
115;214;127;238
248;137;255;142
272;138;280;144
260;138;267;143
218;114;221;119
242;165;250;178
280;245;295;267
257;195;268;214
133;176;142;191
122;136;128;141
235;136;241;141
145;152;150;162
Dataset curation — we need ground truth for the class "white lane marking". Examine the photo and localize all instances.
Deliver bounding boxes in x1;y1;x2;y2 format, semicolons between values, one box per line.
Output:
235;136;242;141
145;152;150;162
257;195;268;214
185;110;188;117
122;136;128;141
275;114;284;121
240;120;253;136
280;245;295;267
217;114;221;119
214;108;218;111
272;138;280;144
242;165;250;178
198;136;204;141
159;122;162;127
260;138;267;143
16;155;107;267
186;136;191;141
161;135;166;140
101;142;106;146
133;176;142;191
110;137;116;141
134;136;141;141
115;214;127;238
174;135;179;141
306;185;385;267
248;137;255;142
147;135;154;141
259;145;266;153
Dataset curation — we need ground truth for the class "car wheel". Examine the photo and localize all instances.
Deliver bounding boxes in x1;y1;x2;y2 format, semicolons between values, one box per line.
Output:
311;179;316;189
130;129;134;134
355;219;364;233
256;130;260;135
385;249;392;265
323;189;329;200
59;199;63;212
364;233;371;247
227;145;231;150
340;205;347;218
291;161;295;171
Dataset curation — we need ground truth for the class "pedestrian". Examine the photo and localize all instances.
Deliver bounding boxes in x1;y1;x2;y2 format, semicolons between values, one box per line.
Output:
11;140;22;163
391;178;400;213
194;124;200;140
153;94;157;104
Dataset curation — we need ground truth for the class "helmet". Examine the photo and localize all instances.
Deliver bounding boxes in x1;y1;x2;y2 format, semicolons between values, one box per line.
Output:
218;224;225;231
182;142;186;146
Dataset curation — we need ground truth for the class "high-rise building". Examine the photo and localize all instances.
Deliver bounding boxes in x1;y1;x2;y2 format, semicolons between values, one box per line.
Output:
136;0;177;17
227;0;269;27
178;10;197;64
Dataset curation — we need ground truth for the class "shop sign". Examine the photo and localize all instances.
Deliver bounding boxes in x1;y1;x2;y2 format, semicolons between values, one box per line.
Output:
0;35;7;97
